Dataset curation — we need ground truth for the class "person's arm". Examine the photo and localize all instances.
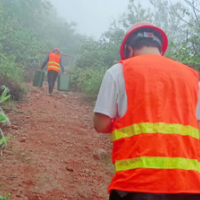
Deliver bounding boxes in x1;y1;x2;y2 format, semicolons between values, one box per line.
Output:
60;58;66;74
93;113;113;133
41;55;49;70
93;71;118;133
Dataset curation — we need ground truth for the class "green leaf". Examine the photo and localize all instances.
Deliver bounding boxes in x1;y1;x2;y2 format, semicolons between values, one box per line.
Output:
0;86;10;104
0;108;10;124
0;114;6;123
0;129;7;147
0;137;9;145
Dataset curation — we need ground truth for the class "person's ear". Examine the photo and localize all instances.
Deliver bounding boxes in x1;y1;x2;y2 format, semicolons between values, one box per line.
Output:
128;46;134;57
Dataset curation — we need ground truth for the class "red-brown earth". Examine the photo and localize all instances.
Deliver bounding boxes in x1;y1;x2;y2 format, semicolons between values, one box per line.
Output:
0;83;113;200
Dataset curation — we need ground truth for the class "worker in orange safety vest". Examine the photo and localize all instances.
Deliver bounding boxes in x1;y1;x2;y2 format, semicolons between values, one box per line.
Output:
41;48;66;95
93;21;200;200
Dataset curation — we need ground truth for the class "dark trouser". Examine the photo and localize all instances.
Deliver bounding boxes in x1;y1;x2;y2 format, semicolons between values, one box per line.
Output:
109;190;200;200
48;70;58;94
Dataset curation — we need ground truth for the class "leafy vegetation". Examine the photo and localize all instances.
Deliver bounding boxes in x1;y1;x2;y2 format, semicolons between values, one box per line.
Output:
0;87;11;197
0;0;84;100
1;0;200;97
77;0;200;70
0;86;10;148
0;193;11;200
68;67;107;96
73;0;200;96
0;0;82;68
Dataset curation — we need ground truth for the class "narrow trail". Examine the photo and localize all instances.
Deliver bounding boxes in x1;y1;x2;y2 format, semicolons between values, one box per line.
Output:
0;83;113;200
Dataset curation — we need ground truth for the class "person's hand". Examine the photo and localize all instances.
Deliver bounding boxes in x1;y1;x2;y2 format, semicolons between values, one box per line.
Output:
62;72;66;75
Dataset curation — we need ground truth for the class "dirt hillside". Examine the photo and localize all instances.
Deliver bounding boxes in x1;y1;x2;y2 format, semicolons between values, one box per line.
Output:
0;83;113;200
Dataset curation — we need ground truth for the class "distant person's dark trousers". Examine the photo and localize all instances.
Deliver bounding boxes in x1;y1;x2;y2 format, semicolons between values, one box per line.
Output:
109;190;200;200
47;70;58;94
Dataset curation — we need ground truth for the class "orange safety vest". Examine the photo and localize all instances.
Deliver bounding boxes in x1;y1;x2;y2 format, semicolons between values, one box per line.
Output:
109;54;200;194
47;53;61;73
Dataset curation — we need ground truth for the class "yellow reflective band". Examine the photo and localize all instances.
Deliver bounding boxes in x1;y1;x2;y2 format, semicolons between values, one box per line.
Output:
115;156;200;173
48;66;60;70
111;122;199;141
48;62;60;67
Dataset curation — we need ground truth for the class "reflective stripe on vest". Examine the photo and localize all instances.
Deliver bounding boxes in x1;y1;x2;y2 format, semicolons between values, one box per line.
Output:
115;156;200;173
111;122;199;142
48;62;60;67
48;66;60;70
48;62;60;71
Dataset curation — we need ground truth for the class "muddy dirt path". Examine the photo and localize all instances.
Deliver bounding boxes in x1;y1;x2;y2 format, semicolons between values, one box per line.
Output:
0;83;113;200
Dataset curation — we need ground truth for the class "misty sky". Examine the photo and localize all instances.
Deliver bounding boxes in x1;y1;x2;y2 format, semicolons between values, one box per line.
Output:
48;0;149;38
48;0;182;38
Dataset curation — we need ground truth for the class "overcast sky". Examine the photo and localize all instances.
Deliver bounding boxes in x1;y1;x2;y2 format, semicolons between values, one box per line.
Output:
48;0;151;38
48;0;182;38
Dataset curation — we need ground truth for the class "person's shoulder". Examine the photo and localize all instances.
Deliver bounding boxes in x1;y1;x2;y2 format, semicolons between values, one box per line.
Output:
162;56;181;63
164;56;198;70
161;56;186;65
107;63;123;78
163;57;199;80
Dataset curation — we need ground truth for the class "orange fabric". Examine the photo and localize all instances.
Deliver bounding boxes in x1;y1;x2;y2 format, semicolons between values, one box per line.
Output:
47;53;61;73
109;54;200;194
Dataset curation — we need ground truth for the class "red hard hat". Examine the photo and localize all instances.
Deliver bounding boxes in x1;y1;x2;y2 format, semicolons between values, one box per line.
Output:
120;21;168;60
53;48;60;53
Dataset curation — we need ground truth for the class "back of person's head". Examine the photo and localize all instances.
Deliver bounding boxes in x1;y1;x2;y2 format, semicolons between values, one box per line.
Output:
120;21;168;60
52;48;60;54
125;28;163;56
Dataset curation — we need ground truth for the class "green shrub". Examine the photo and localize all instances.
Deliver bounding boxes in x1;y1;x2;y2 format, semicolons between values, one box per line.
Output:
0;55;27;101
67;67;84;91
0;74;26;101
0;54;23;82
0;86;10;148
23;67;35;83
68;67;107;96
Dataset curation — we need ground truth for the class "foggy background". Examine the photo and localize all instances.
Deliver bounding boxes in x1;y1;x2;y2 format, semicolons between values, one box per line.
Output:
48;0;141;38
48;0;182;38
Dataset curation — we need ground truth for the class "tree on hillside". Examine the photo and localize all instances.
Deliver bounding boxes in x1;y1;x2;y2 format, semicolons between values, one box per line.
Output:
0;0;85;100
0;0;83;68
76;0;200;70
162;0;200;67
76;25;124;69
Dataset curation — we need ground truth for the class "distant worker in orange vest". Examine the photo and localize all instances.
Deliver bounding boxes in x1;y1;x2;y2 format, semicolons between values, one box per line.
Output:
93;21;200;200
41;48;66;95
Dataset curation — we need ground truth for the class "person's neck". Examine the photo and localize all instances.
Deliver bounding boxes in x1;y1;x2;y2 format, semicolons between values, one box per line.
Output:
134;47;161;56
